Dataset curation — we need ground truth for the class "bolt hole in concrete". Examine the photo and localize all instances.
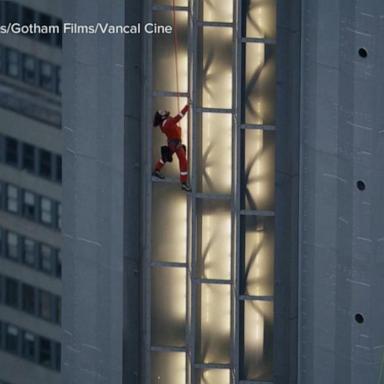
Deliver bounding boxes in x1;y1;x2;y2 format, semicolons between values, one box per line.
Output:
357;180;366;191
355;313;364;324
358;48;368;58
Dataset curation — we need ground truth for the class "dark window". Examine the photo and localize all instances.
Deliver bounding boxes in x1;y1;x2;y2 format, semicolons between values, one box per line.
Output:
39;13;52;43
39;61;54;91
22;143;35;172
5;137;18;166
22;55;37;84
22;331;36;360
39;337;52;367
4;1;19;24
6;232;18;260
0;229;3;257
5;278;19;308
56;155;62;182
6;185;19;213
55;297;61;324
0;46;5;74
5;325;19;354
39;290;53;321
56;66;62;94
55;343;61;371
22;284;35;314
22;191;36;219
40;244;53;273
57;202;62;229
56;250;62;278
40;197;53;225
55;20;63;48
22;238;36;267
39;149;52;178
6;48;20;78
21;6;35;26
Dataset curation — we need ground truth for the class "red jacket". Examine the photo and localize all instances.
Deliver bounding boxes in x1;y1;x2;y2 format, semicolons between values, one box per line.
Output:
161;105;189;141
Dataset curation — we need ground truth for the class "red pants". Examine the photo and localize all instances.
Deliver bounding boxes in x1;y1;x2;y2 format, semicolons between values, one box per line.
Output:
155;141;188;183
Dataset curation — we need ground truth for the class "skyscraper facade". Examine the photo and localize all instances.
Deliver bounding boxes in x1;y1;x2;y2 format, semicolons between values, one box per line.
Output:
0;1;62;384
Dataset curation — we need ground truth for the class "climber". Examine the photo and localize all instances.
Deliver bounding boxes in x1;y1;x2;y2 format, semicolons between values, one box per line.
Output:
152;103;191;192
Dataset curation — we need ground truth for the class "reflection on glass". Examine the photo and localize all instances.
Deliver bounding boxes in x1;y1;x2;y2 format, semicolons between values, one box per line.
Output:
246;0;277;39
243;130;275;211
199;284;231;364
152;183;187;262
153;11;188;92
198;200;231;279
203;0;233;22
199;113;232;193
152;351;186;384
198;369;230;384
152;267;186;347
243;216;274;296
245;44;276;125
154;0;188;5
202;27;233;109
243;300;273;380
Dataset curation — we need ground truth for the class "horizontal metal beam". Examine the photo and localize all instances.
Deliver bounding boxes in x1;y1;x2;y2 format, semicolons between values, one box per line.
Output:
241;124;276;131
152;177;179;184
239;295;273;302
241;37;276;45
195;193;232;200
194;363;232;369
195;107;234;114
197;21;234;28
151;345;187;352
240;210;275;217
239;381;274;384
153;90;189;98
195;278;232;285
151;261;187;268
152;4;189;12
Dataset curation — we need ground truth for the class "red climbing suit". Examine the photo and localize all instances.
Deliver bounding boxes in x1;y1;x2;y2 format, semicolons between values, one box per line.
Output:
155;104;189;183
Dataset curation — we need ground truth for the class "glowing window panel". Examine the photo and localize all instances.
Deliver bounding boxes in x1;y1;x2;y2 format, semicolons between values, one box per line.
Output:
244;43;276;125
203;0;233;22
197;369;230;384
152;351;186;384
202;27;233;109
245;0;277;39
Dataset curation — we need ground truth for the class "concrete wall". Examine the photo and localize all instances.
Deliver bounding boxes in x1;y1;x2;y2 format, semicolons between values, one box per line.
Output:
62;1;126;383
299;0;384;383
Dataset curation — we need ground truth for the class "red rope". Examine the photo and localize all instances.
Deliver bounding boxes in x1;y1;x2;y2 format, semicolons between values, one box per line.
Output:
172;0;180;111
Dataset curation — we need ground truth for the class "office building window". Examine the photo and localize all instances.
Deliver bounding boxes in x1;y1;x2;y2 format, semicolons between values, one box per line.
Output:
22;332;36;361
39;61;55;91
39;337;52;367
6;48;20;78
5;325;19;354
22;284;35;314
56;66;62;94
22;238;36;267
5;137;18;166
0;228;3;256
38;290;53;321
39;149;52;178
39;13;52;43
22;191;36;219
0;46;4;74
56;155;62;182
22;55;37;84
56;250;62;278
6;185;19;213
5;277;19;308
57;202;62;230
40;244;53;273
21;6;35;27
55;20;63;48
6;232;18;260
22;143;35;172
40;197;53;225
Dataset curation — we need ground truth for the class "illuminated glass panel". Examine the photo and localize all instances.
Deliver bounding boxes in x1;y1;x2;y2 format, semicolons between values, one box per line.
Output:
197;200;231;280
202;27;233;109
243;216;274;296
244;43;276;125
243;300;273;380
245;0;277;39
198;284;231;364
152;96;189;178
153;11;188;93
198;113;232;194
151;267;186;347
152;351;186;384
151;183;187;263
242;130;275;211
203;0;233;22
197;369;230;384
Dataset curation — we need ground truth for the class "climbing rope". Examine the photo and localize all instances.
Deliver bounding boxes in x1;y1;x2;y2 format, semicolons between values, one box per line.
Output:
172;0;181;111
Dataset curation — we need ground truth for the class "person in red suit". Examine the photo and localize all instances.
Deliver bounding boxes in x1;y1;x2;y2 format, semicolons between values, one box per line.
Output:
152;104;191;192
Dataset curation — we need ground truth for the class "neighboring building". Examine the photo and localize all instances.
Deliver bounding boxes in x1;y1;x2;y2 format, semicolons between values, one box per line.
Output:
0;1;62;384
63;1;384;384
